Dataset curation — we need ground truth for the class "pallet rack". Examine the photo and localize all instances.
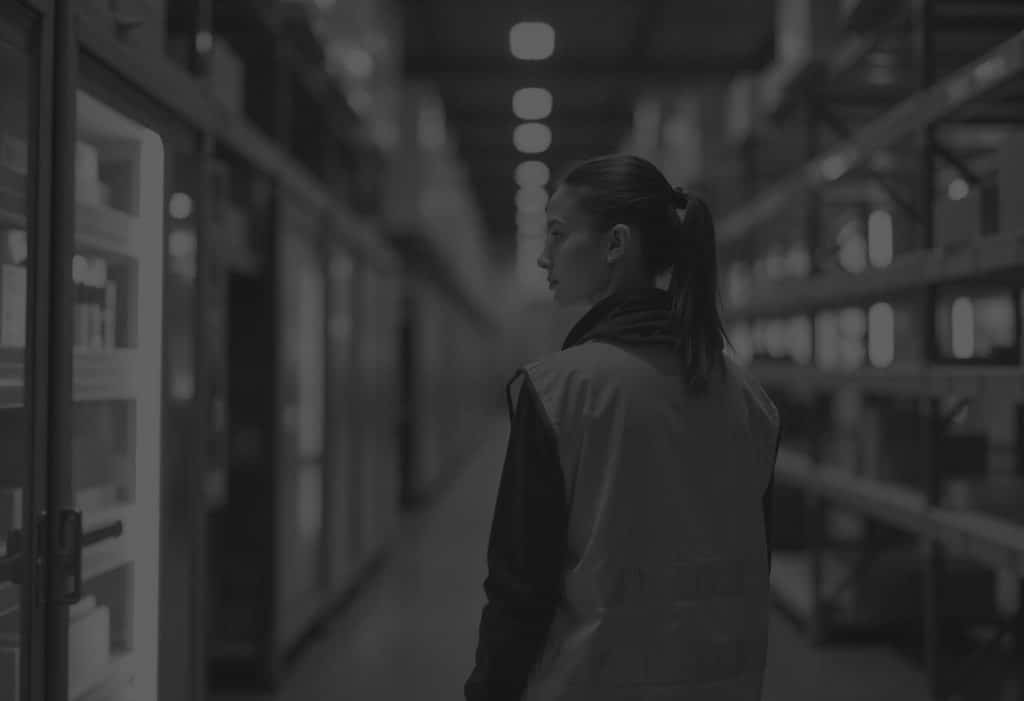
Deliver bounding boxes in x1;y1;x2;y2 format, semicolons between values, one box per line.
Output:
706;2;1024;699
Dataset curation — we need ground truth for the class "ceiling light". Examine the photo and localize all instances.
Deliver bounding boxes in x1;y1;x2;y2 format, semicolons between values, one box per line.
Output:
513;88;552;120
515;160;549;188
516;186;548;214
514;122;551;154
510;22;555;60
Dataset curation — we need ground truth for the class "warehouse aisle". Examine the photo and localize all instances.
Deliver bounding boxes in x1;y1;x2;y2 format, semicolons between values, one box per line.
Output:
269;420;932;701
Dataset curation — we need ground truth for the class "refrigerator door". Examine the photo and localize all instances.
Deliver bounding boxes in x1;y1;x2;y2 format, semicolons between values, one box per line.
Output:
66;90;166;701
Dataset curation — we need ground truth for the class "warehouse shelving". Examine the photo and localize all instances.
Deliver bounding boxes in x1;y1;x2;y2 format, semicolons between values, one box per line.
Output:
726;231;1024;321
776;449;1024;578
720;27;1024;245
715;2;1024;698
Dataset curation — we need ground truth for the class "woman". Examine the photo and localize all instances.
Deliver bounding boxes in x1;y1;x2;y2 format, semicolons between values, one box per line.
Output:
466;154;780;701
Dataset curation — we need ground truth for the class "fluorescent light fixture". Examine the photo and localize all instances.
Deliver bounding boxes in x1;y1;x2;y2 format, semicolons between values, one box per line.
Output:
515;160;549;188
513;88;553;120
510;22;555;60
516;186;548;214
514;122;551;154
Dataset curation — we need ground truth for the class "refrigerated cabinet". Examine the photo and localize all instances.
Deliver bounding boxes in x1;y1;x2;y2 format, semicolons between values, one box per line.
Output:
66;86;168;701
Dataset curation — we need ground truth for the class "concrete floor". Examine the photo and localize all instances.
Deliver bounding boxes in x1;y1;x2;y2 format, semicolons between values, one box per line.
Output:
264;422;933;701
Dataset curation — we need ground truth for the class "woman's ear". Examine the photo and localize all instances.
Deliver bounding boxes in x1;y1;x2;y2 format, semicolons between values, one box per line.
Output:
606;223;631;263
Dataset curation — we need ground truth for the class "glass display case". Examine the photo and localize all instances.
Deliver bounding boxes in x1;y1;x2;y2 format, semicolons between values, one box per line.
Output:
0;25;34;701
69;90;166;701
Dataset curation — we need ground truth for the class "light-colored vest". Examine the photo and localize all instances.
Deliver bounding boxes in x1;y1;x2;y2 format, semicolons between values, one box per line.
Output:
518;341;779;701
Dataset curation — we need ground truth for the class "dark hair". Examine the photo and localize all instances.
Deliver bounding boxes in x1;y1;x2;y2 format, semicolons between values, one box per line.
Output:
559;154;727;392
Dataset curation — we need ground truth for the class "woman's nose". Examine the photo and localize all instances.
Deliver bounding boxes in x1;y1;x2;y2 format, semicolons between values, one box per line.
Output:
536;252;550;270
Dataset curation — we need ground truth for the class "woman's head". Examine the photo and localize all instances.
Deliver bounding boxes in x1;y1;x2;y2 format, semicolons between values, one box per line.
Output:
537;153;727;390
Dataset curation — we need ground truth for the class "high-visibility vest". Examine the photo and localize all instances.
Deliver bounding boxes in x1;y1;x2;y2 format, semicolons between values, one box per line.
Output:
517;341;779;701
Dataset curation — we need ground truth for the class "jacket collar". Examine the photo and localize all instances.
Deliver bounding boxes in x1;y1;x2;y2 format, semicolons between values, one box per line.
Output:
562;287;679;351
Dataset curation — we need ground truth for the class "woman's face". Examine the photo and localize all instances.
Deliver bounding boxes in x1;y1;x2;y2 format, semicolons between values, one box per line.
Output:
537;186;612;306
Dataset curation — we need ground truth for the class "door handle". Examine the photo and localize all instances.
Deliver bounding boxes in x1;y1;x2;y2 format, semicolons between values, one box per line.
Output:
54;509;83;605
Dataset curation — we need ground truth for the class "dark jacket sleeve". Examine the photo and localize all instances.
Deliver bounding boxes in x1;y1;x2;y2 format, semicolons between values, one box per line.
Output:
465;375;567;701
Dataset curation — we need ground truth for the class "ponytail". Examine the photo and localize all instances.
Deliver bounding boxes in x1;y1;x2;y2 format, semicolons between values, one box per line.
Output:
668;191;727;393
557;155;729;392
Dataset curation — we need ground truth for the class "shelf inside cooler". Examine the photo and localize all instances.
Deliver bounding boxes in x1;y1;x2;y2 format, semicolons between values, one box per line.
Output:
75;202;144;259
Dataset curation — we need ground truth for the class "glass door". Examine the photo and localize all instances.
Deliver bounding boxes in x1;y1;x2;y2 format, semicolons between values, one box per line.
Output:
0;9;40;701
67;90;165;701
